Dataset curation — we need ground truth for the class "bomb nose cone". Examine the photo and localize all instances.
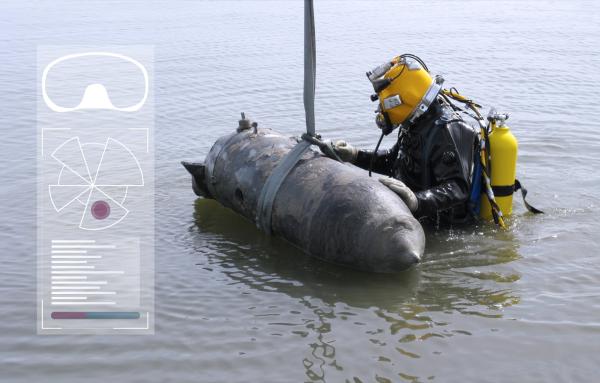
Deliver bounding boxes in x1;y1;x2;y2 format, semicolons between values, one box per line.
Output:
390;245;422;271
368;215;425;273
408;251;421;264
387;250;421;273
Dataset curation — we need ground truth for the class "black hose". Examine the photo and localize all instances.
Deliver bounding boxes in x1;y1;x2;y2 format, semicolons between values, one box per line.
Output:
369;132;385;177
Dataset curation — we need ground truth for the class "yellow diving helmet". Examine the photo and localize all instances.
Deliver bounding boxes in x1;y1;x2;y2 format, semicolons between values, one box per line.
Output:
367;54;444;135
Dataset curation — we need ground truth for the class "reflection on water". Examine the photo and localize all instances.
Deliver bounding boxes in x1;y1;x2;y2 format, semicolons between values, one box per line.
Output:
192;199;521;381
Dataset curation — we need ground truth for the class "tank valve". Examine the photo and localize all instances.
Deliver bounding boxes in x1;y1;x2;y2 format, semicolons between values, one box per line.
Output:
487;109;509;127
238;112;258;133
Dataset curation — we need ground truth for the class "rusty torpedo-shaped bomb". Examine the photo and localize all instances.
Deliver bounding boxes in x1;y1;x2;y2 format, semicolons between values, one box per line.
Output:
182;126;425;272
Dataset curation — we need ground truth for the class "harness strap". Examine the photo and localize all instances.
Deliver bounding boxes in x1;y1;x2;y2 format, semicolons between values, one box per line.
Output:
491;185;514;197
514;179;544;214
487;179;543;214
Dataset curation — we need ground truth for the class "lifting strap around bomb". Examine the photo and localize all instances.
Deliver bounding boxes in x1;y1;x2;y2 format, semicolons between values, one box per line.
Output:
256;0;313;234
256;140;311;234
256;0;341;234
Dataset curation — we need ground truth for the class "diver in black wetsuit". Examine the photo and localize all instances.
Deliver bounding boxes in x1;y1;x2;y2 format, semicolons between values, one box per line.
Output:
329;54;478;224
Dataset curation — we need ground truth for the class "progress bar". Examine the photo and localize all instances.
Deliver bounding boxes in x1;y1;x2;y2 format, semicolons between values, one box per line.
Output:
51;311;140;319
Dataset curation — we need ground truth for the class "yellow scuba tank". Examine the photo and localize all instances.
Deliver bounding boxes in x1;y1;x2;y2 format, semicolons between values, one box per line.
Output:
440;89;541;225
480;112;517;220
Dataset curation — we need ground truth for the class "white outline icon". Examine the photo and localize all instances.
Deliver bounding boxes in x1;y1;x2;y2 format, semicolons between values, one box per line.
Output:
49;136;144;231
42;52;149;113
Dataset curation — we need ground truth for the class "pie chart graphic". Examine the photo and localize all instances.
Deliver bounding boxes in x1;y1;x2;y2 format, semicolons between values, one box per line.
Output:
48;136;144;230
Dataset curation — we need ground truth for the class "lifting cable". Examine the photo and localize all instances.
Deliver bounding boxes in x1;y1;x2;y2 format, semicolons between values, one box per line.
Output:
256;0;340;234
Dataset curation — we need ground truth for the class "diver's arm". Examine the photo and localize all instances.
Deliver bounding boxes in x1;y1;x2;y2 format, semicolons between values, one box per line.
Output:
414;180;469;218
413;130;470;218
354;143;399;176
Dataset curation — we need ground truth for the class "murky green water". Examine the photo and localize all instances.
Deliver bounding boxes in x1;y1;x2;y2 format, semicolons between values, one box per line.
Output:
1;1;599;381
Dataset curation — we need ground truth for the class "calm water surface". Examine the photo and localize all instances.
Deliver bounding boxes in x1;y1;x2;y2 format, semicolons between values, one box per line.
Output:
1;1;599;382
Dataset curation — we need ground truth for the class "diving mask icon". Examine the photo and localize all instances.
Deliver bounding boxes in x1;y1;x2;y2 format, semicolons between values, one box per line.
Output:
42;52;149;113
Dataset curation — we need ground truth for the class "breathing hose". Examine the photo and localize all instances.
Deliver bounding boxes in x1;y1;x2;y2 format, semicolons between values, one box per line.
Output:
368;132;385;177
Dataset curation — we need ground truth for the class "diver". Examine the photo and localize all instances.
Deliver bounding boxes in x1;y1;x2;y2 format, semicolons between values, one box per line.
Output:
328;54;479;224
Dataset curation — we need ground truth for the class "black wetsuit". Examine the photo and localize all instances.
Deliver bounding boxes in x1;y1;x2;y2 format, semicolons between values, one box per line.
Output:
355;99;478;223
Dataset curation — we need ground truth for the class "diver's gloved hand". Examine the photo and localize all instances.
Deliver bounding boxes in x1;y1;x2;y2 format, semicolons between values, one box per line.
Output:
331;140;358;163
379;178;418;213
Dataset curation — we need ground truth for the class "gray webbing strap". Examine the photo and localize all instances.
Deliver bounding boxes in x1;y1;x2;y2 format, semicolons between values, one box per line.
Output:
255;140;312;233
255;0;317;234
304;0;316;136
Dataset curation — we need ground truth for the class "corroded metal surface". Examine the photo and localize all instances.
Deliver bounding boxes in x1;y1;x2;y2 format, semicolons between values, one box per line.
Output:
184;128;425;272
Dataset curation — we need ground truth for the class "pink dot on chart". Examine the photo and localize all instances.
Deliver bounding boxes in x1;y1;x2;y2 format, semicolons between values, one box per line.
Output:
91;200;110;220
